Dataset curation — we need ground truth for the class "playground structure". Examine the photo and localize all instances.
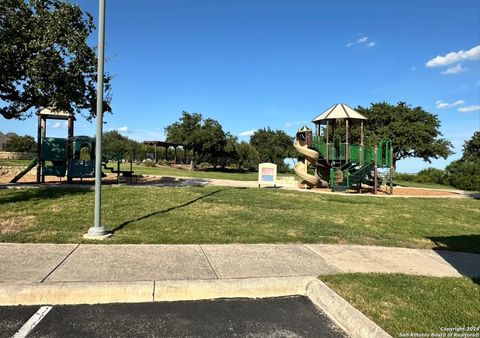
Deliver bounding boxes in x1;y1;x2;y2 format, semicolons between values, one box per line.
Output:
294;103;394;193
10;108;134;184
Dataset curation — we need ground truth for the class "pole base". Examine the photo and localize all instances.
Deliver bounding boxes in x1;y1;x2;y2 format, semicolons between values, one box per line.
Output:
84;226;112;240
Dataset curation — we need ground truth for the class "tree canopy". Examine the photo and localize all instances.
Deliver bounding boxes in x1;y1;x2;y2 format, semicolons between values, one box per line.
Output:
0;0;111;120
250;128;294;172
3;134;36;152
102;130;144;160
460;131;480;163
356;102;453;165
165;111;231;168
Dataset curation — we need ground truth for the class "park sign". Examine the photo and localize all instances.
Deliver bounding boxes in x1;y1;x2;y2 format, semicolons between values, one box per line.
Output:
258;163;277;188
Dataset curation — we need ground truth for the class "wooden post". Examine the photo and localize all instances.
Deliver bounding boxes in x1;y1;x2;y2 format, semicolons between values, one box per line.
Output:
345;119;349;163
325;121;329;162
154;144;157;163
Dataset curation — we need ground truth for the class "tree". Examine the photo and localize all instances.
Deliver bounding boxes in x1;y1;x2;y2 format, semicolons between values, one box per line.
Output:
355;102;453;167
460;131;480;163
103;130;138;159
219;133;239;169
165;112;228;169
197;118;226;168
250;128;294;172
445;132;480;191
165;112;203;169
0;0;111;120
445;161;480;191
236;141;260;170
3;134;36;152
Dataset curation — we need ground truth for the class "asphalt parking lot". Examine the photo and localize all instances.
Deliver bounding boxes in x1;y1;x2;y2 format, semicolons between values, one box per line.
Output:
2;296;347;338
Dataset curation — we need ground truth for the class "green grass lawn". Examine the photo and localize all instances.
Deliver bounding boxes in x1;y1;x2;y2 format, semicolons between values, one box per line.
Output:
395;180;458;190
323;273;480;337
0;186;478;251
119;163;262;181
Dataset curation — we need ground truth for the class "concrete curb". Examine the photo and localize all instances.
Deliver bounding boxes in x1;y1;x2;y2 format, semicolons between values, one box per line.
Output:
0;277;392;337
153;276;314;302
0;281;154;306
306;279;392;338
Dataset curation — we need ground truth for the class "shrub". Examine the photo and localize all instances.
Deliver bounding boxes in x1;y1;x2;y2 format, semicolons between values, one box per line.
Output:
445;161;480;191
395;173;415;182
142;160;156;167
415;168;446;184
198;162;211;170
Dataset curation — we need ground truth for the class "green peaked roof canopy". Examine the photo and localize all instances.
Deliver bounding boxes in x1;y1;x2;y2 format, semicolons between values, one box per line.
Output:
312;103;367;123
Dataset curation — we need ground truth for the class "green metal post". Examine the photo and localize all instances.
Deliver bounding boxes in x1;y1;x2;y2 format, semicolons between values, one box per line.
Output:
330;167;335;192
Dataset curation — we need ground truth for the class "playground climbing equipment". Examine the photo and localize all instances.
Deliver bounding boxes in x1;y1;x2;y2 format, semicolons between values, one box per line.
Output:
294;103;394;194
9;108;135;184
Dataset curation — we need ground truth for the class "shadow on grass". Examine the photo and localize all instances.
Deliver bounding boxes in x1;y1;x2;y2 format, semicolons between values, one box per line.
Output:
110;188;231;234
0;187;92;205
427;235;480;281
428;235;480;254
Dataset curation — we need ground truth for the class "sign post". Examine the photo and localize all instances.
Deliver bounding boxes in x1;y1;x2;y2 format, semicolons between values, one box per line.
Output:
258;163;277;188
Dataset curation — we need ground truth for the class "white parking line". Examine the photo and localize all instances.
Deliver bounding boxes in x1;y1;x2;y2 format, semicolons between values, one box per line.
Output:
12;306;53;338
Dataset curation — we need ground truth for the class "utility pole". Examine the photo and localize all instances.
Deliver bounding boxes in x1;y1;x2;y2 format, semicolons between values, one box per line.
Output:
86;0;110;239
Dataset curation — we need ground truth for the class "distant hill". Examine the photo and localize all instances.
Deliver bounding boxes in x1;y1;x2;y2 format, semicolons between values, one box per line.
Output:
0;131;17;150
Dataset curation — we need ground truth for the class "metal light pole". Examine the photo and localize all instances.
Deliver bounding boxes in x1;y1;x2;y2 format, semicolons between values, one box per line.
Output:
86;0;110;239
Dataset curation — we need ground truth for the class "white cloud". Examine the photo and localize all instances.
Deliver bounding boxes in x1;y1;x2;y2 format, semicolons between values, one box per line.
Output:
410;66;417;71
115;126;129;133
49;121;67;129
426;45;480;67
346;35;375;48
458;105;480;113
441;64;466;75
285;121;307;128
238;129;255;137
435;100;465;109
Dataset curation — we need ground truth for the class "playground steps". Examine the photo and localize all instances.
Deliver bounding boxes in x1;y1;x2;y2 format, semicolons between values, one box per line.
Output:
101;163;134;177
346;162;375;186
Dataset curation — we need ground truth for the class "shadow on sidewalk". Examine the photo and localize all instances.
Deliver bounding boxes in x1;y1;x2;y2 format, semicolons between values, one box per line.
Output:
427;235;480;282
110;188;232;234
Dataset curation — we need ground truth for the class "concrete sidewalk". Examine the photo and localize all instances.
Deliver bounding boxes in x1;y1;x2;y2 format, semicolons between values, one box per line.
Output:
1;243;478;285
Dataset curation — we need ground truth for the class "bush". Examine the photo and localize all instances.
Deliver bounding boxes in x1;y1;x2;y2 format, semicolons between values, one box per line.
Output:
197;162;211;170
445;161;480;191
142;160;156;167
415;168;446;184
395;173;415;182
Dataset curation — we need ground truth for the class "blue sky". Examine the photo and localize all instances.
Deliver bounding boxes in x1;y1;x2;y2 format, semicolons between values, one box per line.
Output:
1;0;479;172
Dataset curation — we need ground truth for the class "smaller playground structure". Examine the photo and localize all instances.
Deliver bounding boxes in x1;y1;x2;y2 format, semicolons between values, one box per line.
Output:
294;103;394;193
10;108;135;184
